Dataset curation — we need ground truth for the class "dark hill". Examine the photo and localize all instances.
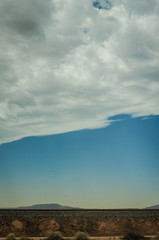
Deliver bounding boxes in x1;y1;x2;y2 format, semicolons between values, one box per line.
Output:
17;203;77;209
145;204;159;209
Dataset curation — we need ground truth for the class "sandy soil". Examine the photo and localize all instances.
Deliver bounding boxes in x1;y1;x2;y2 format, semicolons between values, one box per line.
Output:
0;237;155;240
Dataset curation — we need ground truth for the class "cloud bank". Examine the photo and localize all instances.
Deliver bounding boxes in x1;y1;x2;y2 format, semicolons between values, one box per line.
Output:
0;0;159;143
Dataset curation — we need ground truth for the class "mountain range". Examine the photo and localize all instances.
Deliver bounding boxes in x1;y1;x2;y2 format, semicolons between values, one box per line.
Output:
1;203;159;210
17;203;159;210
145;204;159;209
17;203;77;209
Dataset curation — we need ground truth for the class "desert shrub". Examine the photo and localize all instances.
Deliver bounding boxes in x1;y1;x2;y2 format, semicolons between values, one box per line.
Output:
74;231;89;240
154;232;159;240
122;232;146;240
47;231;64;240
19;238;31;240
6;233;16;240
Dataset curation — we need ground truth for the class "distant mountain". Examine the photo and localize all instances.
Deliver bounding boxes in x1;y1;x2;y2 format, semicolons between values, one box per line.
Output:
145;204;159;209
17;203;77;209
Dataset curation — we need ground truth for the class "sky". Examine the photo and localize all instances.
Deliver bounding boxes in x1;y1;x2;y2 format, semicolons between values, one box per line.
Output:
0;0;159;208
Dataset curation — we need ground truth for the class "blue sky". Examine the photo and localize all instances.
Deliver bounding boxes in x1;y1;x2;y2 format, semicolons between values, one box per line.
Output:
0;0;159;208
0;115;159;208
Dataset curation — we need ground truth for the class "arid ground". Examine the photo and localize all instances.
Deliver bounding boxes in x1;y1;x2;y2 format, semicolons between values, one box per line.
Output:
0;209;159;237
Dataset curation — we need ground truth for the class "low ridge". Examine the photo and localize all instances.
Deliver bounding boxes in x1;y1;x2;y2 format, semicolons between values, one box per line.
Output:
17;203;76;209
145;204;159;209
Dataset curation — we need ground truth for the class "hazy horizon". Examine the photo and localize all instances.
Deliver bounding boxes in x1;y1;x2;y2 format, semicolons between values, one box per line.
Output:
0;201;158;209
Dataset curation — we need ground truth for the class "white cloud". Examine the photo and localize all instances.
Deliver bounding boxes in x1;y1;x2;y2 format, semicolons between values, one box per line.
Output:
0;0;159;143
